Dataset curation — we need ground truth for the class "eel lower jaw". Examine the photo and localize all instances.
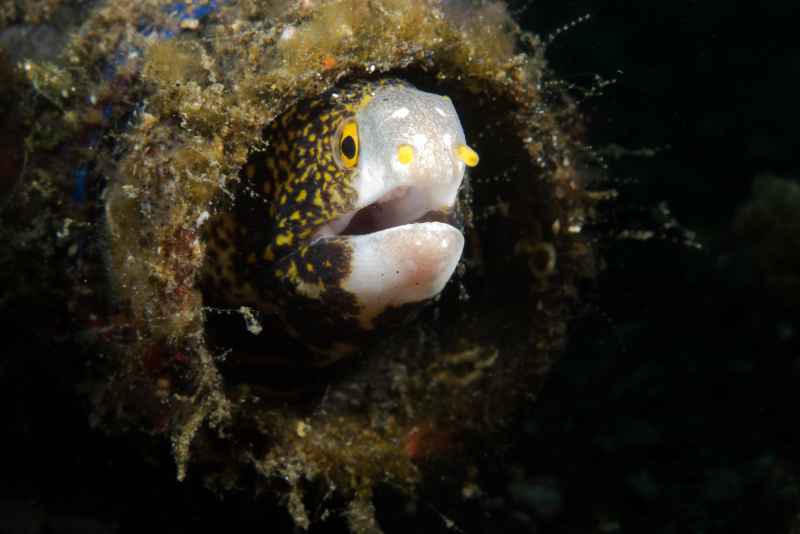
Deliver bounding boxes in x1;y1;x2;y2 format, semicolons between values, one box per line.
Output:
312;185;464;326
340;221;464;326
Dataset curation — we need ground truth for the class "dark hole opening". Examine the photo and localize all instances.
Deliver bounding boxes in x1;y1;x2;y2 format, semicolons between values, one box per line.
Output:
199;65;570;403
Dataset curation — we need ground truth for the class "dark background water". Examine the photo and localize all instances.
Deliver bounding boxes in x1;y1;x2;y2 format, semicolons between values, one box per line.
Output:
505;1;800;532
2;1;799;533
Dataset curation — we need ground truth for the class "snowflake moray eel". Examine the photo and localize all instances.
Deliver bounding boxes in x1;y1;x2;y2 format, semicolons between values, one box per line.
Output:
203;79;478;364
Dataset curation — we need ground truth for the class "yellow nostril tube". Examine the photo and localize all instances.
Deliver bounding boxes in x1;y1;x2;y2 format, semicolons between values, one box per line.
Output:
397;144;415;165
455;144;479;167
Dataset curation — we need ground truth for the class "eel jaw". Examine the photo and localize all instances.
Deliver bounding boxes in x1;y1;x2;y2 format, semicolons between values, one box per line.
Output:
312;185;465;328
342;221;464;326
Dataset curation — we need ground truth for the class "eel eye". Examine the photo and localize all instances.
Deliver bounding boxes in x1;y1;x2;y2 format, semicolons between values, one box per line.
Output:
335;119;359;170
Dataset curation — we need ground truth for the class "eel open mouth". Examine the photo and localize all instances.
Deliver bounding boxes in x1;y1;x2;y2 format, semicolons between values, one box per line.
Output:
312;183;464;326
314;184;452;238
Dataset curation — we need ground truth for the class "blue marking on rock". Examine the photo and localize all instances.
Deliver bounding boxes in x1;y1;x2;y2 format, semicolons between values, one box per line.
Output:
73;166;88;203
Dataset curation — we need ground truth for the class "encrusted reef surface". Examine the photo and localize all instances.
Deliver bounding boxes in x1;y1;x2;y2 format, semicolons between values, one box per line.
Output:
0;0;598;530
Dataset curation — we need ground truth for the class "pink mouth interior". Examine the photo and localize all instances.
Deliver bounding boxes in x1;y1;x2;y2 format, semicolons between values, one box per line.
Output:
316;185;450;240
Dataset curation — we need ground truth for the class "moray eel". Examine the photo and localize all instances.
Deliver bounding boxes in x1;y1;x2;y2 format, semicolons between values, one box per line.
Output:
203;79;477;364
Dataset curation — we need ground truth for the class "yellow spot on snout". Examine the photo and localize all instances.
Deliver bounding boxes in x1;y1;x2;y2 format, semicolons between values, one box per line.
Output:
397;144;414;165
455;144;479;167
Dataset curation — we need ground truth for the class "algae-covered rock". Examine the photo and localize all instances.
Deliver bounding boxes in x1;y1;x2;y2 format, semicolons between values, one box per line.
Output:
0;0;600;530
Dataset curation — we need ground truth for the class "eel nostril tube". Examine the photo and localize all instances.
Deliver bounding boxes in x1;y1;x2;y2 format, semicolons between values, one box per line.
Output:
455;144;479;167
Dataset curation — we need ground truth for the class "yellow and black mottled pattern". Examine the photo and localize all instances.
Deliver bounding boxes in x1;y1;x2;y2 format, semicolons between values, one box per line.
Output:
203;80;413;363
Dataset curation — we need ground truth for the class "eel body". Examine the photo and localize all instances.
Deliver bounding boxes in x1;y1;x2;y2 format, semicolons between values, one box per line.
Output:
203;79;478;363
